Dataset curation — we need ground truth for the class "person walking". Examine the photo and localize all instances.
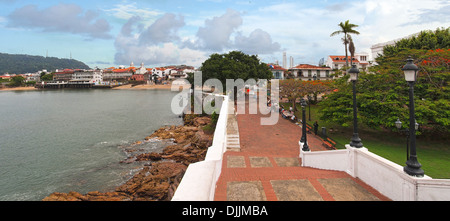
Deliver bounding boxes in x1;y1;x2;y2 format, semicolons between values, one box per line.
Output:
313;121;319;135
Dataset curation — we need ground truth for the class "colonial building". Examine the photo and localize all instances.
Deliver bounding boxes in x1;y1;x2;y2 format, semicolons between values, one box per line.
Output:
130;62;149;82
268;64;286;79
71;69;103;84
168;66;194;79
53;69;75;81
325;52;370;70
103;66;134;82
25;70;46;82
289;64;333;80
151;67;170;78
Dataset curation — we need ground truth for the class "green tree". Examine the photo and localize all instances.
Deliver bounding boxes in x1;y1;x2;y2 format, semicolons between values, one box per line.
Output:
0;53;90;74
40;73;54;81
8;75;25;87
280;79;310;112
319;48;450;136
330;20;360;69
200;51;272;104
383;27;450;57
200;51;272;85
25;81;36;86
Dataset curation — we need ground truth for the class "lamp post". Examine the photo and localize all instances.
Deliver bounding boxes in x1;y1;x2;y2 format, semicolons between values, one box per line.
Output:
348;65;363;148
307;95;311;121
395;118;419;161
300;98;310;151
402;57;424;177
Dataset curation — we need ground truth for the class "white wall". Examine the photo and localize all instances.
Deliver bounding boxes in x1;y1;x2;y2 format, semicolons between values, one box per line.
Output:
172;95;229;201
300;144;450;201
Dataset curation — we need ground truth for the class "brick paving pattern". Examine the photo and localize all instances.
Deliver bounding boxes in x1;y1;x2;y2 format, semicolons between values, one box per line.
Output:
214;100;390;201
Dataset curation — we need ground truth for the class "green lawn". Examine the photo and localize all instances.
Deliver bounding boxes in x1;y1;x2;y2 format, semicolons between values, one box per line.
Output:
281;102;450;179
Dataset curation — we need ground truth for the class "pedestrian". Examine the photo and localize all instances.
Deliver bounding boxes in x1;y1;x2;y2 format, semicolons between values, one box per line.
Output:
313;121;319;135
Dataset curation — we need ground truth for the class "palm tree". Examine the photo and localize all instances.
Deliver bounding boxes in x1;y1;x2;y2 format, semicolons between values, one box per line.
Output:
348;35;355;65
330;20;360;69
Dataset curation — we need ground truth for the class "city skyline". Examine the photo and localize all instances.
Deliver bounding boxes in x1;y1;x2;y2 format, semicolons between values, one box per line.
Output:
0;0;448;68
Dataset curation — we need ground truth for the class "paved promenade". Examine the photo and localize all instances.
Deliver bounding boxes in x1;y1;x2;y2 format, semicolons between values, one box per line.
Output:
214;100;390;201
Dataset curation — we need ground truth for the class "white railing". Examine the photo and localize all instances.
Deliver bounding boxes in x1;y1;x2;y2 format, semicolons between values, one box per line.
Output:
300;143;450;201
172;95;229;201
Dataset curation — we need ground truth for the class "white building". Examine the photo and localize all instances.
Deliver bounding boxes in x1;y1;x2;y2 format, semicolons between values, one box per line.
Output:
151;68;169;78
325;52;370;70
72;69;103;84
267;64;286;79
168;67;194;79
25;69;47;82
290;64;333;80
370;32;421;64
135;62;148;75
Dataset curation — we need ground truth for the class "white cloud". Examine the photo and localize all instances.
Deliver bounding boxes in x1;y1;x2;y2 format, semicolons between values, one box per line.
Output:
234;29;281;54
195;8;243;51
114;13;206;67
138;13;185;45
104;2;162;21
183;8;281;54
114;8;282;67
115;42;207;67
7;3;112;39
114;0;450;67
240;0;450;64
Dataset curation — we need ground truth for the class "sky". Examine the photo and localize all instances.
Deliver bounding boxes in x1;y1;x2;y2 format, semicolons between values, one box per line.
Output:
0;0;448;69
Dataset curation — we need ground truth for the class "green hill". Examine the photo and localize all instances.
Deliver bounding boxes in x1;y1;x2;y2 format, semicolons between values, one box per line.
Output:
0;53;90;74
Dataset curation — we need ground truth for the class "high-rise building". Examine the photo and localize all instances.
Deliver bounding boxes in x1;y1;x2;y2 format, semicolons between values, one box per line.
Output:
283;52;287;69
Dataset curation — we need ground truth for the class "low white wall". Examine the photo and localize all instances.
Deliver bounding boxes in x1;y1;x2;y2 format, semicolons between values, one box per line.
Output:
417;179;450;201
172;95;229;201
301;144;450;201
299;141;348;171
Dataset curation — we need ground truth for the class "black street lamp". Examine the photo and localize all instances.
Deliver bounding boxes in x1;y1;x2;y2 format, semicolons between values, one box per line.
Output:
307;95;311;121
300;98;310;151
348;65;363;148
402;57;424;177
395;118;419;161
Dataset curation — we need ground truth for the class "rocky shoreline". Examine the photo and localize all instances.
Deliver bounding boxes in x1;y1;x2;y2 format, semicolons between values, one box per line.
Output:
43;114;214;201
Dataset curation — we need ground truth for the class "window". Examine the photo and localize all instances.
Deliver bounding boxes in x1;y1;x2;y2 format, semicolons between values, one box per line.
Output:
360;56;367;61
308;70;312;77
326;70;330;77
275;71;281;79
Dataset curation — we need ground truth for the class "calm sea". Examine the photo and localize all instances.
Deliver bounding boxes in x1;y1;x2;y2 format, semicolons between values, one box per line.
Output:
0;89;182;201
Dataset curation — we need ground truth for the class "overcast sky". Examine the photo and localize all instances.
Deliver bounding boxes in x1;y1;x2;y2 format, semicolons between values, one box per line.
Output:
0;0;448;69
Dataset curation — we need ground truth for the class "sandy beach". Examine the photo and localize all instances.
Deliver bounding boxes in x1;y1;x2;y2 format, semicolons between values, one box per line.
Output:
0;86;38;91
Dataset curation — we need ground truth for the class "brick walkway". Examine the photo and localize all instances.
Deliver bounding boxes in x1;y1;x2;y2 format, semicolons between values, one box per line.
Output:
214;100;390;201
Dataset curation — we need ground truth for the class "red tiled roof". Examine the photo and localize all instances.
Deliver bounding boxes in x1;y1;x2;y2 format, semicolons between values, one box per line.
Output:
329;56;360;63
267;64;286;71
113;67;135;73
55;69;74;74
292;64;331;70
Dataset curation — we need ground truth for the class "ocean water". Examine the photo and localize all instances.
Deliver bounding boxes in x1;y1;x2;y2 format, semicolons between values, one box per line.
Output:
0;89;182;201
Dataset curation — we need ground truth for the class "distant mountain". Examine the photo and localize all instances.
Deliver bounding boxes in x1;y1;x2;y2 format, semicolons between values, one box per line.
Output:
0;53;90;74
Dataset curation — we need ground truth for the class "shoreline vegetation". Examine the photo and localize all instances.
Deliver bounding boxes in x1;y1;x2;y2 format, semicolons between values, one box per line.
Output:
42;114;214;201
